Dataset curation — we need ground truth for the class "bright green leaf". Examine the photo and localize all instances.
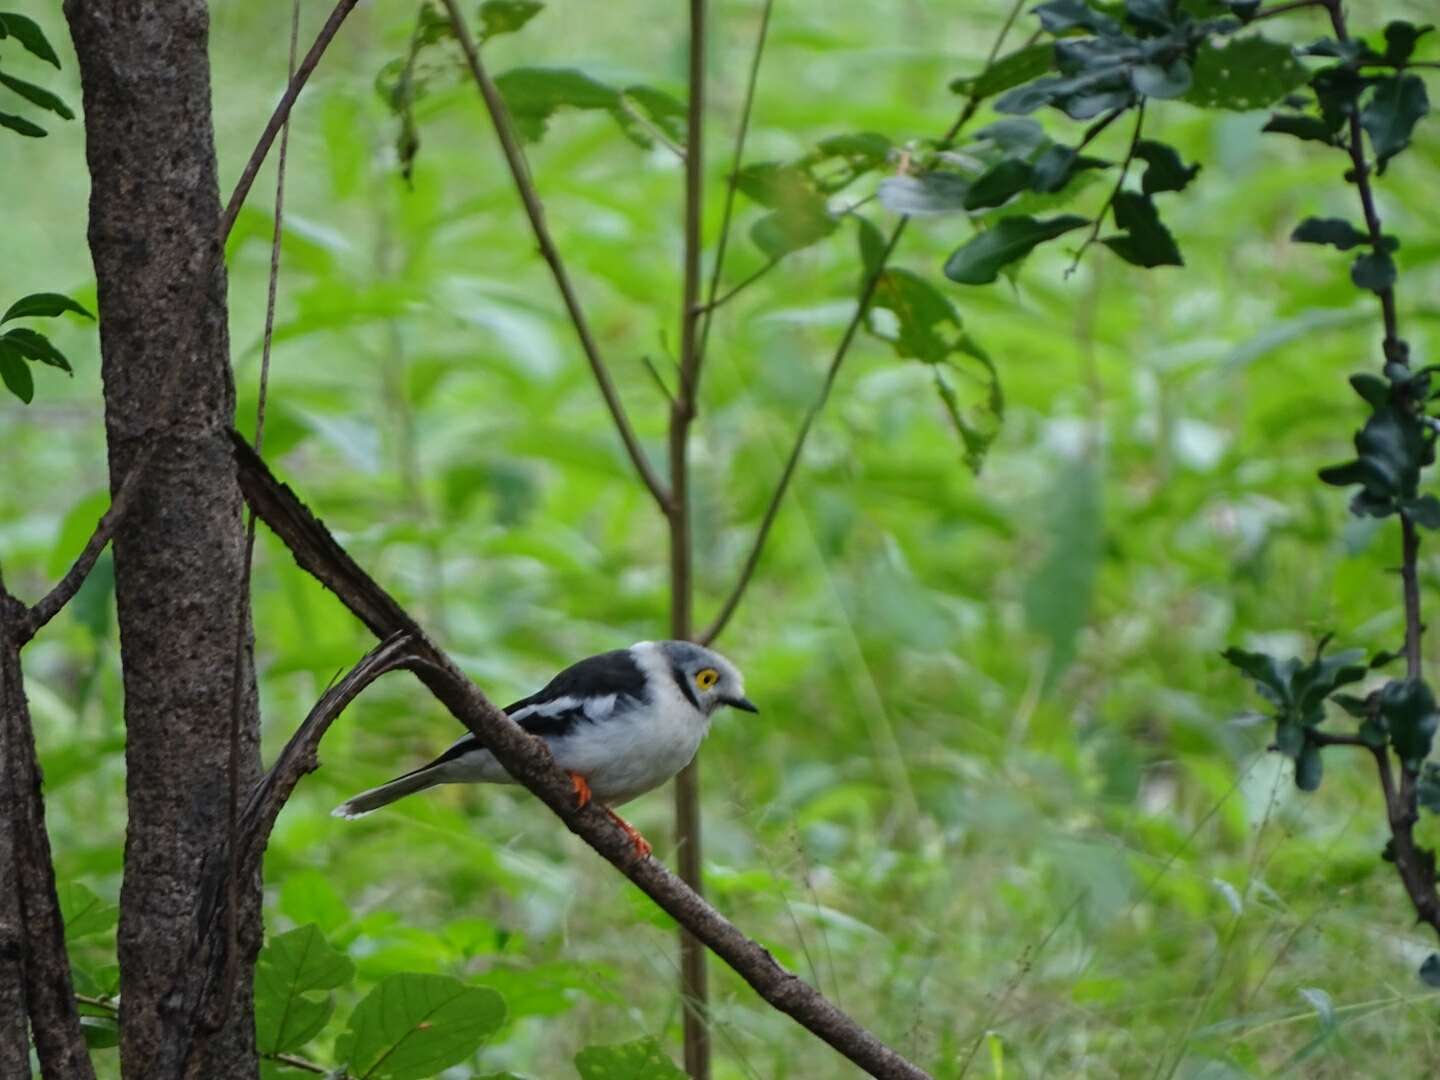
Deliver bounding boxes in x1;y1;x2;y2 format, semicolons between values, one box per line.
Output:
575;1038;686;1080
255;924;355;1055
58;881;119;941
343;973;505;1079
478;0;543;41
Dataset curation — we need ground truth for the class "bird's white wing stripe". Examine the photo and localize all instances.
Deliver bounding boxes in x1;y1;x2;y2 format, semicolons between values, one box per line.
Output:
583;693;618;722
509;694;582;723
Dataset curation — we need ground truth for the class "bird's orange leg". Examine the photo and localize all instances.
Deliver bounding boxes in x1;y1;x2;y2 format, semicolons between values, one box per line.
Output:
567;771;592;809
604;806;652;859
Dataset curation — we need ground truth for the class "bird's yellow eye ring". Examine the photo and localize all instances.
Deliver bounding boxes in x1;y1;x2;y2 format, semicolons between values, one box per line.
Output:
696;668;719;690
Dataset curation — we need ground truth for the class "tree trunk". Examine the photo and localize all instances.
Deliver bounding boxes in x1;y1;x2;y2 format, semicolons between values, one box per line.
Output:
63;3;263;1077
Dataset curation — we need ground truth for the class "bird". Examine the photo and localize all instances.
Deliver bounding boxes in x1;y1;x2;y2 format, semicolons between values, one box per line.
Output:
332;640;757;857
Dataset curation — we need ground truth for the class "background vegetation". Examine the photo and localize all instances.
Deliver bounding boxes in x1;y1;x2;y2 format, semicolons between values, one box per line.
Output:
4;0;1439;1075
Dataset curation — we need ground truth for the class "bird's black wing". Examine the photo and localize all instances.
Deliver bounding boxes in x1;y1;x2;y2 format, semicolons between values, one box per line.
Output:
427;648;648;764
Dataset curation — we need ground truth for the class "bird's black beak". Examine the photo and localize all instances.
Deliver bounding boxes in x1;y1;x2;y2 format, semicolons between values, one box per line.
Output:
726;695;759;714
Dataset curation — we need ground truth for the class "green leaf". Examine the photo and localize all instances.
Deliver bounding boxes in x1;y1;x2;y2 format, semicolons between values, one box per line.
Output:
2;327;72;372
620;85;686;150
0;109;45;137
1418;763;1440;814
1132;59;1192;100
1294;743;1323;791
575;1038;686;1080
950;43;1056;101
1183;35;1310;111
1262;113;1335;144
1024;458;1103;688
1034;0;1124;37
1133;140;1199;195
750;204;836;258
1361;75;1429;172
856;215;887;279
2;291;94;322
1101;192;1182;268
1382;22;1433;66
1291;217;1368;251
80;1014;120;1049
58;881;119;941
1406;496;1440;529
877;173;970;216
342;973;505;1079
1349;372;1390;407
0;13;61;67
255;924;355;1054
1029;145;1108;193
1351;251;1396;293
1380;678;1439;769
963;158;1034;210
0;346;32;402
494;67;622;143
943;214;1088;285
0;70;73;120
478;0;543;41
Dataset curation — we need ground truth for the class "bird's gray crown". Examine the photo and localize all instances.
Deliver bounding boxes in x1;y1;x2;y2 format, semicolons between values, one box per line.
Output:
648;640;756;716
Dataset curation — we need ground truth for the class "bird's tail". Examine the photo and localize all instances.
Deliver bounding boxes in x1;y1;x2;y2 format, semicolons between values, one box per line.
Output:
332;766;445;820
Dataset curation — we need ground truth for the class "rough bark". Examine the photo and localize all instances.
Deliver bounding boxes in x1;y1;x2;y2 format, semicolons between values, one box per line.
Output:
63;3;263;1077
0;589;96;1080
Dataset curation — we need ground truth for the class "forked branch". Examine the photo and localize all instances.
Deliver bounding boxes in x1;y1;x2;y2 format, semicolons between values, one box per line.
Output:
229;432;931;1080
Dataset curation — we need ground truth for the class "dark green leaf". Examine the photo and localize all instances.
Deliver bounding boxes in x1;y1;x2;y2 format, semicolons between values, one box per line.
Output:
1132;59;1192;99
343;973;505;1079
2;327;72;372
1420;953;1440;988
1406;496;1440;529
255;925;355;1055
1330;692;1370;719
1029;145;1108;193
0;13;61;67
0;71;73;120
1361;75;1429;172
943;214;1089;285
963;158;1035;210
1380;678;1439;769
0;346;32;402
1351;251;1397;293
1349;372;1390;407
1184;35;1310;111
975;118;1050;155
0;109;45;137
1034;0;1124;37
2;292;94;322
575;1038;687;1079
619;85;687;150
950;44;1056;101
478;0;543;41
1102;192;1182;268
1418;764;1440;814
1274;720;1304;758
1262;113;1335;144
877;173;971;216
1292;217;1368;251
1133;140;1200;194
1294;743;1323;791
1382;22;1433;67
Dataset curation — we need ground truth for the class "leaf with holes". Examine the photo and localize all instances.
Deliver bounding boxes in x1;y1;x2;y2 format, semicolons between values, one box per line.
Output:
254;924;355;1055
944;214;1088;285
341;973;505;1079
1183;35;1309;112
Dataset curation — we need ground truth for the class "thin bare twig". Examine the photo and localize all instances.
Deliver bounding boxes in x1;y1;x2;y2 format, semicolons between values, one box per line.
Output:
220;0;362;239
700;220;907;645
229;433;931;1080
439;0;670;511
1251;0;1328;23
695;0;777;367
1067;100;1145;278
24;0;361;641
221;0;300;1023
702;257;781;314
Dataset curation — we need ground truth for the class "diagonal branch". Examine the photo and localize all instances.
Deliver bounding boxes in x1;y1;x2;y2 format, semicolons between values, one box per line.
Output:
438;0;670;512
24;0;362;642
700;220;907;645
229;431;931;1080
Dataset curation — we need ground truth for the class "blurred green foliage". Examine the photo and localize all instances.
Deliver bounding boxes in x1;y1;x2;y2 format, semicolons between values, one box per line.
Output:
4;0;1440;1077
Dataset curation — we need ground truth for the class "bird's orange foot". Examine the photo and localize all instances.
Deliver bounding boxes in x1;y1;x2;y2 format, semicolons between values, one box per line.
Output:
568;771;592;809
605;807;652;859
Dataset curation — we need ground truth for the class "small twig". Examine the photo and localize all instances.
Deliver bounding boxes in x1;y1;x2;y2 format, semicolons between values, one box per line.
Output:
695;0;777;368
1074;105;1126;154
221;0;300;1024
220;0;362;239
1251;0;1328;22
1067;99;1145;278
700;220;908;645
24;0;360;641
618;93;687;161
1304;730;1372;748
940;0;1028;147
439;0;671;512
641;354;676;404
701;257;781;314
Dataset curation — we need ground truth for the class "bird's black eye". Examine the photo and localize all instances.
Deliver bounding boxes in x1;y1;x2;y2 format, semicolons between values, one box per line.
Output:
696;668;719;690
